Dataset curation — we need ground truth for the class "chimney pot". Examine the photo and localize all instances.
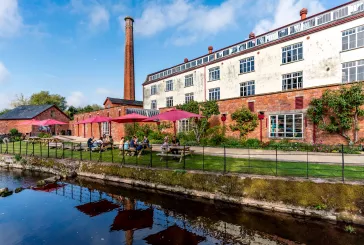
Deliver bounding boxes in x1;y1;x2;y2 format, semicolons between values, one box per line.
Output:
300;8;308;20
184;58;188;63
249;32;255;39
208;46;213;54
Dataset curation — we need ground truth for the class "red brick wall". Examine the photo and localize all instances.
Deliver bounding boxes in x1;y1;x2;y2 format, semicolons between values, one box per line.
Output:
70;105;143;141
0;106;69;136
159;83;364;145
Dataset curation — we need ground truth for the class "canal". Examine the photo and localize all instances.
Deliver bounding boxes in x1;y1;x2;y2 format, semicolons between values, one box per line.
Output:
0;169;363;245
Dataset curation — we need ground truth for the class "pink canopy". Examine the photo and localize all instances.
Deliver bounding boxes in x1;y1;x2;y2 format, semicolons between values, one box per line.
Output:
38;119;68;126
111;113;147;123
78;116;112;137
143;109;203;135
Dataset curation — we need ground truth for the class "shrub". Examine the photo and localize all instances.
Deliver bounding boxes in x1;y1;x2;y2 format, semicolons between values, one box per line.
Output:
38;132;52;138
9;128;19;136
230;107;258;138
241;138;261;148
206;126;225;146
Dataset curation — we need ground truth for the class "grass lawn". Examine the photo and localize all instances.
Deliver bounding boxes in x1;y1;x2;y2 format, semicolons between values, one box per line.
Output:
1;142;363;180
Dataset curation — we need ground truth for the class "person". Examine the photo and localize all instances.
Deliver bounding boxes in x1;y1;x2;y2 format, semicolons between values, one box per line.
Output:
134;136;143;152
124;140;130;150
171;135;180;155
143;136;150;149
129;136;136;149
108;135;114;149
87;136;94;149
119;137;125;150
161;138;169;153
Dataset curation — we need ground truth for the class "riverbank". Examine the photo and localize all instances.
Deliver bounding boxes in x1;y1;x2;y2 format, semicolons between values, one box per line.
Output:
1;153;364;226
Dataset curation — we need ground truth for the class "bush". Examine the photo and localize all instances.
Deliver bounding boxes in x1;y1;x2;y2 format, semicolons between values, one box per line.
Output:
38;132;52;138
9;128;19;136
241;138;262;148
205;126;226;146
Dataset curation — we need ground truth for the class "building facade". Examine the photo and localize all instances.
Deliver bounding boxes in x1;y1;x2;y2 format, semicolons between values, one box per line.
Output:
143;0;364;143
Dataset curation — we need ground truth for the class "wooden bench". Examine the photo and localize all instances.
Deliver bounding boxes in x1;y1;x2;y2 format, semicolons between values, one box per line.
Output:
157;146;192;163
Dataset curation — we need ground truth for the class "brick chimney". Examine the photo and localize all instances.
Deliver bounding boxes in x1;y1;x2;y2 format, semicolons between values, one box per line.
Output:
300;8;308;20
208;46;213;54
124;16;135;101
249;32;255;39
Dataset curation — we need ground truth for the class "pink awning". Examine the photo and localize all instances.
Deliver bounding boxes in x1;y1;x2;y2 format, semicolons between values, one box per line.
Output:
143;109;203;123
17;119;41;126
38;119;68;126
79;116;112;124
111;113;147;123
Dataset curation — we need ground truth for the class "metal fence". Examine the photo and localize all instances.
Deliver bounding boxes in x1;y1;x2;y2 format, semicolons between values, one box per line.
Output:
0;141;363;182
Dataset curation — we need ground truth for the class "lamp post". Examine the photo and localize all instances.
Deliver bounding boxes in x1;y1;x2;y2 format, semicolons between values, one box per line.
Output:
221;113;227;135
258;111;265;143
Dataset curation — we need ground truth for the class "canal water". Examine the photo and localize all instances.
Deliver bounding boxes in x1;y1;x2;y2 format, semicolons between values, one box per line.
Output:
1;169;364;245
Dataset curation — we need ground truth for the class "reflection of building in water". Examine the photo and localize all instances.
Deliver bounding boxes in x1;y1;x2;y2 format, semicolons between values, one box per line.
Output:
144;225;205;245
75;199;119;217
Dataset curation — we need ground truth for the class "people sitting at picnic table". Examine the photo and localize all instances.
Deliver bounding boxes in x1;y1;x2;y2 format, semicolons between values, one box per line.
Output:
143;136;150;149
171;136;180;155
87;136;95;148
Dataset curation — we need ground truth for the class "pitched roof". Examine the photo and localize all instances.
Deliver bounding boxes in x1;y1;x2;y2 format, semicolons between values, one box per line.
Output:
104;97;143;106
0;105;54;120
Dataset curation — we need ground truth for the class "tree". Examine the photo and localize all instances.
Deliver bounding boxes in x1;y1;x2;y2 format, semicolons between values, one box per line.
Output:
0;109;10;116
176;100;220;143
65;104;104;120
230;106;258;138
11;93;29;108
307;82;364;144
29;91;67;110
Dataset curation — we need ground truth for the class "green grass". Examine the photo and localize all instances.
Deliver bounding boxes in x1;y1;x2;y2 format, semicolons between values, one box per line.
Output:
1;141;363;180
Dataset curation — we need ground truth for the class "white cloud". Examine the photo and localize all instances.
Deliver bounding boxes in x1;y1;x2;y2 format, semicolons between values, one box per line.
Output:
0;93;11;110
70;0;110;32
131;0;247;45
253;0;325;35
0;0;23;37
0;62;10;84
67;91;87;107
95;88;111;95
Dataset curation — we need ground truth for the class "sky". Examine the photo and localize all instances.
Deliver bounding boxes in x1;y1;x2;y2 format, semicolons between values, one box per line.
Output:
0;0;345;110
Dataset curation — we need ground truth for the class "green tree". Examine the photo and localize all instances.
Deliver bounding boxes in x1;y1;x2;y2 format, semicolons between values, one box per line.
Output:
307;82;364;144
29;91;67;110
176;100;220;143
11;93;29;108
0;109;10;116
230;106;258;138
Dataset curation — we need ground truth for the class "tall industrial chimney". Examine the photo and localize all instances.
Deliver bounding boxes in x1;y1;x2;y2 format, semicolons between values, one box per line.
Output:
124;16;135;101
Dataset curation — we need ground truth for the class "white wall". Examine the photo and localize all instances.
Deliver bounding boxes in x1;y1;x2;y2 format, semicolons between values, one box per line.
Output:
143;18;364;110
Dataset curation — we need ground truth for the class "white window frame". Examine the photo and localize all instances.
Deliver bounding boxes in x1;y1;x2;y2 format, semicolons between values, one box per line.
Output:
240;57;255;74
269;114;303;139
151;100;157;110
240;81;255;97
282;71;303;91
342;60;364;83
166;96;173;107
185;74;193;87
185;93;194;104
178;119;193;133
342;25;364;51
209;88;220;101
151;85;157;95
209;67;220;81
101;122;110;136
166;80;173;92
282;42;303;64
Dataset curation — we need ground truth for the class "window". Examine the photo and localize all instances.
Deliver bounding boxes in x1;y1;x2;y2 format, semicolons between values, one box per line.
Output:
240;81;255;97
342;25;364;51
282;43;303;64
178;119;192;133
166;80;173;91
240;57;255;73
209;88;220;101
209;54;215;62
185;74;193;87
185;93;194;104
223;49;230;56
209;67;220;81
50;110;55;118
101;122;110;136
282;72;303;90
151;100;157;110
342;60;364;83
151;85;157;95
166;97;173;107
270;114;303;138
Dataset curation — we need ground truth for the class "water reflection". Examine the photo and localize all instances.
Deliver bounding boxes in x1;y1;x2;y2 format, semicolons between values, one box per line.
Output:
1;169;364;245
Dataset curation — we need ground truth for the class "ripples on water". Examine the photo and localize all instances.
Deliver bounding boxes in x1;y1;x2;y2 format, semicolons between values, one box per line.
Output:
0;169;363;245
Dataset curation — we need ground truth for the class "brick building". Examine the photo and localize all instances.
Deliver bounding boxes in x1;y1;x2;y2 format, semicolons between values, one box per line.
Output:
143;0;364;144
0;105;69;136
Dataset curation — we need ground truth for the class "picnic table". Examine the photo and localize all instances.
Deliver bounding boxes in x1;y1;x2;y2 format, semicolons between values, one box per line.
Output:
119;143;152;157
157;145;194;163
26;137;40;143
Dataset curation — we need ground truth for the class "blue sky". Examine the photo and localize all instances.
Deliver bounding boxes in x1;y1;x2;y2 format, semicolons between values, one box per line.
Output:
0;0;344;109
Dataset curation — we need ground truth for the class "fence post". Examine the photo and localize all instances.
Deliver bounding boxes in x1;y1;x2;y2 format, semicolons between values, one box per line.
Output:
19;140;22;155
306;145;309;179
224;145;226;174
47;142;49;158
12;140;15;154
25;142;28;156
0;141;2;154
80;144;83;161
32;142;34;156
342;144;345;183
90;147;92;161
248;146;250;174
40;142;42;159
55;142;57;158
166;149;168;168
135;147;138;166
202;145;205;171
122;145;125;165
71;142;73;160
183;145;186;170
5;141;8;154
62;142;64;159
99;150;102;162
111;146;114;163
150;145;153;168
275;145;278;176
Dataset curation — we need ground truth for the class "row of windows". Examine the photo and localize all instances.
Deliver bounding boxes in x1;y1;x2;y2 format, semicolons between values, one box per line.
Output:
148;1;363;82
342;25;364;51
342;59;364;83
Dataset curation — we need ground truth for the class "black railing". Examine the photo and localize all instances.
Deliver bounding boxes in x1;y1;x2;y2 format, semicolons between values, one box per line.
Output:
0;140;363;182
